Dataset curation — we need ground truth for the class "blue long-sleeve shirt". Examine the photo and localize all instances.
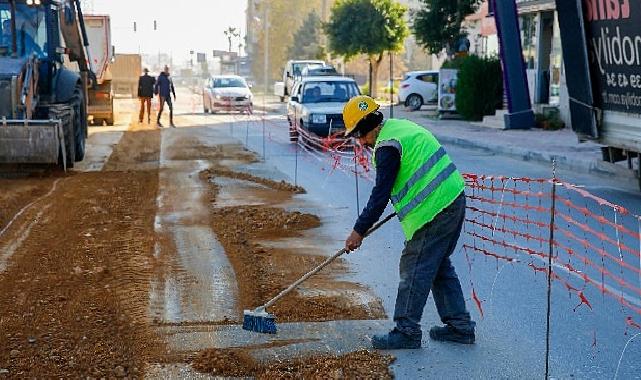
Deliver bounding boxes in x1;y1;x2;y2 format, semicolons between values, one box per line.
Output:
353;145;400;236
154;72;176;99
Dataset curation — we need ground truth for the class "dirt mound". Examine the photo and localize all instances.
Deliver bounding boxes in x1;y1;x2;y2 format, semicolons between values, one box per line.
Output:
204;169;385;322
103;126;160;171
191;348;395;379
204;168;306;194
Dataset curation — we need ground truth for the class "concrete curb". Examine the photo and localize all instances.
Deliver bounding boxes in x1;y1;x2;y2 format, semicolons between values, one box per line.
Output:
433;133;636;182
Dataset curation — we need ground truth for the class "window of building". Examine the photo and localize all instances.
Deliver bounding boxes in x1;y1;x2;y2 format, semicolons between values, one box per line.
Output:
519;13;537;69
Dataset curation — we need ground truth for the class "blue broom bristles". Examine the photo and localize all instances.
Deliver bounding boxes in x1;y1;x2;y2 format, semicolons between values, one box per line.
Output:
242;309;277;334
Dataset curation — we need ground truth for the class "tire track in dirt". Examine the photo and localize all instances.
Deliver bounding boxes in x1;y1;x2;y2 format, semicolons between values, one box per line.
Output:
0;112;166;377
0;171;164;378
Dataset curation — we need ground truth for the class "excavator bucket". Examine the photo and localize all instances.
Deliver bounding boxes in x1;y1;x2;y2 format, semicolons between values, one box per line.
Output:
0;119;66;169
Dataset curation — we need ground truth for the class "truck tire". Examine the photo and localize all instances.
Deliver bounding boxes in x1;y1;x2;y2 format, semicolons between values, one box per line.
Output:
49;105;76;170
71;86;87;162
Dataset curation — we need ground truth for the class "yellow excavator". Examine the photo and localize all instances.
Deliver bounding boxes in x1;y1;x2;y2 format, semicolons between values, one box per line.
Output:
0;0;94;170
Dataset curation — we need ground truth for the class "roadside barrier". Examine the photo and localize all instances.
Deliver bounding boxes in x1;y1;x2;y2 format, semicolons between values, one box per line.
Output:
243;114;641;336
463;174;641;332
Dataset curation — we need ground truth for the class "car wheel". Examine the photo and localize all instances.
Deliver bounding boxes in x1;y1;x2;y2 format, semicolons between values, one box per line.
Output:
406;94;423;111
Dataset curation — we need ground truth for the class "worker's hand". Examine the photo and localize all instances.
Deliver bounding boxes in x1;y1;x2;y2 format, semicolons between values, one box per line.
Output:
345;230;363;253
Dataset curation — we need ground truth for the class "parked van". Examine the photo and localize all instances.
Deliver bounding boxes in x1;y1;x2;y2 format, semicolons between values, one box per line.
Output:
282;60;325;97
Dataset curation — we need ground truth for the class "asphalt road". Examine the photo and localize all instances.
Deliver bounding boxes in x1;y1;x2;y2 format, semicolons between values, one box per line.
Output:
209;101;641;379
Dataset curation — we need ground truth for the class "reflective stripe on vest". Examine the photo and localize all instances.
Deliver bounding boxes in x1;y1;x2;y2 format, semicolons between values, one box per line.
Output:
397;162;457;220
390;146;446;205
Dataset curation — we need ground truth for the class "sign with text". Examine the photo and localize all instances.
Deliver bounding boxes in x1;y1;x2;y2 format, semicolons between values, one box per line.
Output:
438;69;458;113
585;0;641;115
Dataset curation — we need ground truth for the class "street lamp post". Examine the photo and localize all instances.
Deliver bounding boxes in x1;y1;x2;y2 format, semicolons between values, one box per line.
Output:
262;4;269;161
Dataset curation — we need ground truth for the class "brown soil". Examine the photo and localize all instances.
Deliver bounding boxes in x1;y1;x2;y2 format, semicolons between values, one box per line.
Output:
0;110;164;377
0;171;164;378
191;348;395;379
202;169;386;322
204;168;306;194
102;124;160;171
0;176;57;231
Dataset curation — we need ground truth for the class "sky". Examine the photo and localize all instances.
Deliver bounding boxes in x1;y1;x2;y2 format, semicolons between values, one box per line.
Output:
82;0;248;65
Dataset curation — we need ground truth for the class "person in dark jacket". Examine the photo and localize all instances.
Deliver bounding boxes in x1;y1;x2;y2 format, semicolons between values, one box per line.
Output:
137;68;156;123
154;65;176;128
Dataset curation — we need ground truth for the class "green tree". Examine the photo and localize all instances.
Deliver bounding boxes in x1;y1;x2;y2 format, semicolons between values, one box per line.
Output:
413;0;480;55
325;0;408;98
251;0;322;85
288;11;325;60
224;27;240;53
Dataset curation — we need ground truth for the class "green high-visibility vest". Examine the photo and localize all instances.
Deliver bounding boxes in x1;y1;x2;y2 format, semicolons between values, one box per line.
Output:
374;119;465;241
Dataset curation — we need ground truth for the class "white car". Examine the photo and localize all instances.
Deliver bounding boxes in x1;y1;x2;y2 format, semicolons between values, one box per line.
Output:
286;76;361;142
398;70;439;111
203;75;253;113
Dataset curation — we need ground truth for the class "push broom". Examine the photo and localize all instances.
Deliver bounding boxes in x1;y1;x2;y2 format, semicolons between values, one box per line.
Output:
242;212;397;334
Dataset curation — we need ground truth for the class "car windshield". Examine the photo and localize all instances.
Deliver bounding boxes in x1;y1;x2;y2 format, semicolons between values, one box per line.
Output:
301;81;360;103
0;4;47;58
213;77;247;88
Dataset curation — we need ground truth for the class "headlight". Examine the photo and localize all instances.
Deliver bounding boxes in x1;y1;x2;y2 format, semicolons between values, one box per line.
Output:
311;114;326;124
215;95;222;99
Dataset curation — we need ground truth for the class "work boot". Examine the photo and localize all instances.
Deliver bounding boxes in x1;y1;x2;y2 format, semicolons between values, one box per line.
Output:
429;325;475;344
371;328;421;349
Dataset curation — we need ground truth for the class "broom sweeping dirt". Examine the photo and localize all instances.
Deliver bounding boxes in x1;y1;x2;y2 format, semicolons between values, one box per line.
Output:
242;212;397;334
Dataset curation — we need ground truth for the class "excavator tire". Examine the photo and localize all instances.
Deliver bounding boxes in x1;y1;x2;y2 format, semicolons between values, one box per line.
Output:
49;104;76;170
71;86;87;162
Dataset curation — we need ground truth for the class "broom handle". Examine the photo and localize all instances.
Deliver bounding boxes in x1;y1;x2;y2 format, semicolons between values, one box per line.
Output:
263;212;397;310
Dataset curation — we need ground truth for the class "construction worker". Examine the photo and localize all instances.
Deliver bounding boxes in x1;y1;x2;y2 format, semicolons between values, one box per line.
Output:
137;68;155;123
343;95;475;349
154;65;176;128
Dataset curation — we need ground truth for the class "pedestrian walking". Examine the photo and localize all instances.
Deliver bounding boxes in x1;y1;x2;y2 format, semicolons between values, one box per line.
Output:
154;65;176;128
137;68;155;123
342;95;476;349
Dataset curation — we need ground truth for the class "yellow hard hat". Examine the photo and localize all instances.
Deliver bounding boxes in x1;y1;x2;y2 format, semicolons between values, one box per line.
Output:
343;95;380;136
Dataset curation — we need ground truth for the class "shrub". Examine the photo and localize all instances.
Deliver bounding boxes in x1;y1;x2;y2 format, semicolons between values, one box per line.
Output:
455;55;504;121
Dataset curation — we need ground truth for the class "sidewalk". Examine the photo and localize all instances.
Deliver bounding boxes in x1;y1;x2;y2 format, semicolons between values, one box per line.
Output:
384;105;638;184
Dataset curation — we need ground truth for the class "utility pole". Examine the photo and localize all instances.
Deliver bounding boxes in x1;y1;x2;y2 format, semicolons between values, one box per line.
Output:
262;2;269;161
263;6;269;94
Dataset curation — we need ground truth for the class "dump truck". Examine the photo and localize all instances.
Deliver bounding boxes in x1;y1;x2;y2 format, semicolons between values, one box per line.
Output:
84;14;113;125
0;0;92;170
557;0;641;190
111;53;141;98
